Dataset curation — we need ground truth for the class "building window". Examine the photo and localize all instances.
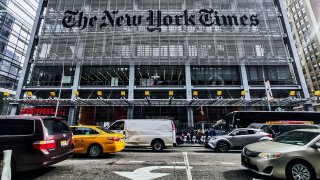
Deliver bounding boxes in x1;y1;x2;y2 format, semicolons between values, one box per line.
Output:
81;66;129;86
247;66;294;85
255;45;264;57
29;66;75;86
191;66;241;86
135;66;185;86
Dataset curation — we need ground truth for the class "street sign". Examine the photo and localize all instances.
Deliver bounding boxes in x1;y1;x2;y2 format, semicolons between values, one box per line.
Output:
113;166;191;180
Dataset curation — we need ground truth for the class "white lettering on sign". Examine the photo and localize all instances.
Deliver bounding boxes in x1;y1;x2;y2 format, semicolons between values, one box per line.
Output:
113;166;191;180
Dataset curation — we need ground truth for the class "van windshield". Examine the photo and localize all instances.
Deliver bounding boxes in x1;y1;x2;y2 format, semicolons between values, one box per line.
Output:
97;127;114;133
43;119;70;135
108;121;124;130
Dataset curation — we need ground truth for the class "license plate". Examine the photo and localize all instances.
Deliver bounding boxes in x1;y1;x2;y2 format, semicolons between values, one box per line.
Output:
61;140;67;147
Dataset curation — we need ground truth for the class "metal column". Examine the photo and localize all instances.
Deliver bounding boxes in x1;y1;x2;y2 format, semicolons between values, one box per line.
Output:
237;38;251;100
10;0;46;115
68;63;81;125
127;64;135;119
185;64;194;128
240;64;251;100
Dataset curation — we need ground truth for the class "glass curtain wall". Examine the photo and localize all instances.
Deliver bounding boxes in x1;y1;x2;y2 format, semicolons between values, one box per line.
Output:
81;66;129;86
191;66;241;85
37;0;290;66
29;66;75;86
247;65;294;85
135;66;185;86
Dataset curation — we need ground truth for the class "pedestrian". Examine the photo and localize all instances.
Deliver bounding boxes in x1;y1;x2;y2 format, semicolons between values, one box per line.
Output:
196;129;203;144
186;131;191;143
190;129;194;143
212;128;216;136
204;129;208;140
180;131;185;142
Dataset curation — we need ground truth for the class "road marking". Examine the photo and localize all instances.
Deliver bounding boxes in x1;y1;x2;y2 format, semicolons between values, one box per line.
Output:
183;152;193;180
221;162;235;165
114;166;187;180
129;161;145;163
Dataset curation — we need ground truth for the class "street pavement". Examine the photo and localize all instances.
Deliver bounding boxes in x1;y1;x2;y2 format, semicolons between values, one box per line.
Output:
15;147;275;180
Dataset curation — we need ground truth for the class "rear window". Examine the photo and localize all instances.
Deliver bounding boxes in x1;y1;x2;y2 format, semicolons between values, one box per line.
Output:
0;119;34;136
291;125;319;130
43;119;70;135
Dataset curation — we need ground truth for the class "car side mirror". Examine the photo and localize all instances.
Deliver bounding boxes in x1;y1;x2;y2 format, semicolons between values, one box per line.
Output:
312;142;320;149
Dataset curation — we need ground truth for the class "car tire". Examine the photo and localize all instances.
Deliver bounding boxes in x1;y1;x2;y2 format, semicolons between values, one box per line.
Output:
216;141;229;152
151;140;164;152
286;160;316;180
87;144;102;158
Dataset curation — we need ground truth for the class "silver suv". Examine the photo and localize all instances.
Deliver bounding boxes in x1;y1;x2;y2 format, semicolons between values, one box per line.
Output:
205;128;272;152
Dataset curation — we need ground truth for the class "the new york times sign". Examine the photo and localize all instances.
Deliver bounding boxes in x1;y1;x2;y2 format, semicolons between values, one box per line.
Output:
62;9;259;32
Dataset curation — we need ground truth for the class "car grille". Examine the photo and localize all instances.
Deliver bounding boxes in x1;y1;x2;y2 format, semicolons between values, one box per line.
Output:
244;148;260;158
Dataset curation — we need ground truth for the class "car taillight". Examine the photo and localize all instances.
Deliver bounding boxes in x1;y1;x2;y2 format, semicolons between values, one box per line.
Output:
171;122;175;131
71;136;74;144
267;134;273;138
32;136;56;154
109;137;121;141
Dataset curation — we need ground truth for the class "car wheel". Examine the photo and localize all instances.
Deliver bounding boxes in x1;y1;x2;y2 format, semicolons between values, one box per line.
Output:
152;140;164;152
286;161;315;180
87;144;102;158
216;141;229;152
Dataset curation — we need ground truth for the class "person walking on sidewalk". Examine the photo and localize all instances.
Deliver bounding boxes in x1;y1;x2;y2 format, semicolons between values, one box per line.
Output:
186;131;191;143
204;129;209;140
190;129;194;143
196;129;203;144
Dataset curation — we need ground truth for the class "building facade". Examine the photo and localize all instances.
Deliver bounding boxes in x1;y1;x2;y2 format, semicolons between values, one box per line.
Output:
10;0;311;128
285;0;320;92
0;0;38;114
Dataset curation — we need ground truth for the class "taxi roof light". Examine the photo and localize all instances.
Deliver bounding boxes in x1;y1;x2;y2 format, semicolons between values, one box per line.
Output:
265;121;314;125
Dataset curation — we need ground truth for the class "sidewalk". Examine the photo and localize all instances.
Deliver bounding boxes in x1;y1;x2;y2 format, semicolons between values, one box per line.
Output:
176;136;210;147
177;142;204;147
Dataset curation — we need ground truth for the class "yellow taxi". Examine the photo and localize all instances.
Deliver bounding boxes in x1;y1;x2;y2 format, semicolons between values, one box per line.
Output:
70;125;125;157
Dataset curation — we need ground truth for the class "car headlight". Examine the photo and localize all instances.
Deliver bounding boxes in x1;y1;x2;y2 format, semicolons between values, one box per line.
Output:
258;152;282;159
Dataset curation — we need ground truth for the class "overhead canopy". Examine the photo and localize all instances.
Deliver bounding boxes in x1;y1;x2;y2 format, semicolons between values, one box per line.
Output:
14;98;308;107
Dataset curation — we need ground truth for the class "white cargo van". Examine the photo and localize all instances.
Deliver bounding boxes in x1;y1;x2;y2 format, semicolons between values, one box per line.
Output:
107;119;176;152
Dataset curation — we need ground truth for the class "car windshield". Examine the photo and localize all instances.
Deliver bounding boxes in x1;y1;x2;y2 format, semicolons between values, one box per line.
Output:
97;127;114;134
274;131;319;146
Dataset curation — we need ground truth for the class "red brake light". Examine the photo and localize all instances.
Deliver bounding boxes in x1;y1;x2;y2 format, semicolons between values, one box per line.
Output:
171;122;175;131
267;134;273;138
32;135;57;154
109;137;121;141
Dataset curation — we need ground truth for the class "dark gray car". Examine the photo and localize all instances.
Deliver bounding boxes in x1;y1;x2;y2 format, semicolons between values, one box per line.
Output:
205;128;272;152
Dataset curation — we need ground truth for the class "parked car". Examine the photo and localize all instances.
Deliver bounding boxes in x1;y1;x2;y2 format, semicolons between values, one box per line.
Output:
70;125;125;157
0;116;73;172
261;124;319;138
107;119;176;152
205;128;272;152
242;129;320;180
